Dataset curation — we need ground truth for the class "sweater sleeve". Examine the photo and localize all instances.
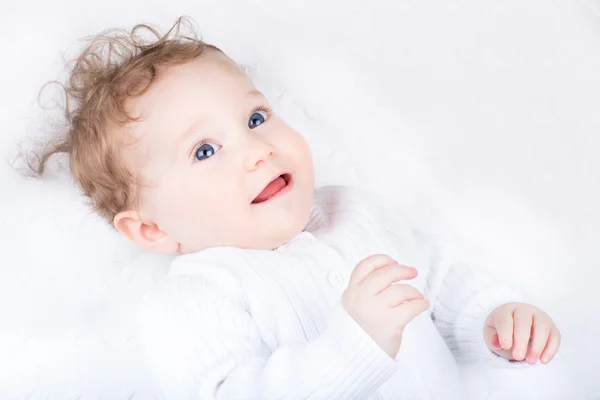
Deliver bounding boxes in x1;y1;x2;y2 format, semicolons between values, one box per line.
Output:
135;273;398;400
413;229;536;368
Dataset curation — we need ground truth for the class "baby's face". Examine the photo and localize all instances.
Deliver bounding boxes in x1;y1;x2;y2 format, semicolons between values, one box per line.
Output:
119;51;314;254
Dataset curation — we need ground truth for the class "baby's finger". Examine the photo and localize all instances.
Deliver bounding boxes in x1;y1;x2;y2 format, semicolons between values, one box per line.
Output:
379;283;424;306
393;298;430;327
363;263;418;295
526;315;551;364
541;326;561;364
350;254;396;285
493;310;514;351
512;308;533;361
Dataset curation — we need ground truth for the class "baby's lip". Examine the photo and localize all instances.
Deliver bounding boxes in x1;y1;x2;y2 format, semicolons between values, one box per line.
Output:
251;172;292;204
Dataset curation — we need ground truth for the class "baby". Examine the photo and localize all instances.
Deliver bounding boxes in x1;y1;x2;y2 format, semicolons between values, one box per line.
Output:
34;17;561;399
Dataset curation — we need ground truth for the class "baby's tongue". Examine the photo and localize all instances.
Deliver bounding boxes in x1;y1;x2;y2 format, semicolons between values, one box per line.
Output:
253;176;286;203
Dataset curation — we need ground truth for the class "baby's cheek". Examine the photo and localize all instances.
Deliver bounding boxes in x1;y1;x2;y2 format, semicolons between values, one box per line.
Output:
287;135;314;182
293;134;313;160
276;123;310;157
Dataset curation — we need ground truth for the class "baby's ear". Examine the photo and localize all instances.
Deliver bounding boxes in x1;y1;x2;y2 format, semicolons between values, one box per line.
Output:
113;210;179;253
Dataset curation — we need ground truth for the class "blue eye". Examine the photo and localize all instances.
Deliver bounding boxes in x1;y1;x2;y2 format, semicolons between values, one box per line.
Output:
248;111;268;129
194;142;221;161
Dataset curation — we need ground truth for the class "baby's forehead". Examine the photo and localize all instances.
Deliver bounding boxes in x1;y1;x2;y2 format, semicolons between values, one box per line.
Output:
134;54;250;113
158;50;246;88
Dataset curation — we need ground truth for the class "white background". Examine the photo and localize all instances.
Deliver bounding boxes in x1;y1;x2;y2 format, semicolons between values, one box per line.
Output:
1;0;599;398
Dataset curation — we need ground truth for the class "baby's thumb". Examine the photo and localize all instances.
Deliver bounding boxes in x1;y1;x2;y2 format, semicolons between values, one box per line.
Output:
489;332;503;350
483;324;502;350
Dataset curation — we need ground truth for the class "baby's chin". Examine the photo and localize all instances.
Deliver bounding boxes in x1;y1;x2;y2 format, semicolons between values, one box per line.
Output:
248;190;314;250
243;212;312;251
250;224;308;251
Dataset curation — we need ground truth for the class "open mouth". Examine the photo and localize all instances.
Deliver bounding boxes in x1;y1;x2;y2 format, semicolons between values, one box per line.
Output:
251;173;292;204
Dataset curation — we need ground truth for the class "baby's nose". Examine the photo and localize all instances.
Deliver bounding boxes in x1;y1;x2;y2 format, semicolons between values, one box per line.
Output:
244;137;276;170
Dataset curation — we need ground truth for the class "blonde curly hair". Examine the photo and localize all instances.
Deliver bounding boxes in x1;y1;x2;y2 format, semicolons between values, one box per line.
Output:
30;16;223;224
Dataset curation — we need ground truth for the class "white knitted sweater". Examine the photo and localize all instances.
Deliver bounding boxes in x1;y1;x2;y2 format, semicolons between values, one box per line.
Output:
136;185;531;400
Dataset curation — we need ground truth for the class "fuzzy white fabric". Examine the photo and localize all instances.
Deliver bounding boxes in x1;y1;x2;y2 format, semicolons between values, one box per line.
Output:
1;1;599;399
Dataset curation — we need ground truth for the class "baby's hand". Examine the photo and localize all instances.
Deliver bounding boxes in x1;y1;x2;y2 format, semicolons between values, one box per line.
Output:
342;255;430;359
483;302;561;365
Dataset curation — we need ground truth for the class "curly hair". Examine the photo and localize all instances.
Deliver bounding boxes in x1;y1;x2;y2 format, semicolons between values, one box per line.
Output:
29;16;223;224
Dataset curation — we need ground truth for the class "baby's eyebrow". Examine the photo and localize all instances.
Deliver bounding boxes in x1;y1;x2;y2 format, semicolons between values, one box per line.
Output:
176;117;204;152
246;89;265;99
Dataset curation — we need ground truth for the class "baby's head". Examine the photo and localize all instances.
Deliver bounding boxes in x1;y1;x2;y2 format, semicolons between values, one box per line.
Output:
34;18;315;254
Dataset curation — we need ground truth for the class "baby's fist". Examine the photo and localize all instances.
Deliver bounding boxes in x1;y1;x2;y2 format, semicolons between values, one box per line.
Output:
483;302;560;365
